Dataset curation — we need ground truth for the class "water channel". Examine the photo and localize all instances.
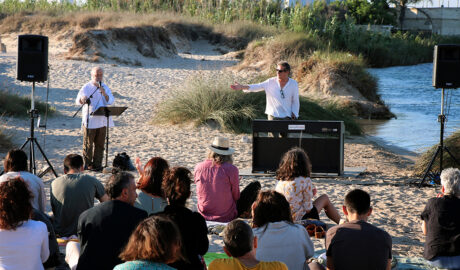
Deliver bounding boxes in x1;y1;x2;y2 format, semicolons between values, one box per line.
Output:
363;63;460;153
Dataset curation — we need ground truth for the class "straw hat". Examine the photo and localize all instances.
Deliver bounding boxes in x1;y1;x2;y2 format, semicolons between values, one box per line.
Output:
209;136;235;155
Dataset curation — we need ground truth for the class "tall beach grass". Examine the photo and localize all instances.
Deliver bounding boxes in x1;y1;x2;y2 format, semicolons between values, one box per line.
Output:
0;90;56;117
153;76;361;134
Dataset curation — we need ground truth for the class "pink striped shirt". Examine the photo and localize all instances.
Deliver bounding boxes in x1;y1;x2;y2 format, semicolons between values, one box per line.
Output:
194;159;240;222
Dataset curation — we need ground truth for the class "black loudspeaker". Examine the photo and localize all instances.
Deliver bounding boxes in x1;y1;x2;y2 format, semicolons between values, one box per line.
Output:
17;35;48;82
252;120;344;176
433;44;460;89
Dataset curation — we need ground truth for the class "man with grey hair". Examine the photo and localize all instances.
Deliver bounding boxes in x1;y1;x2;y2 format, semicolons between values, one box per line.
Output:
421;167;460;269
230;61;299;120
75;66;115;171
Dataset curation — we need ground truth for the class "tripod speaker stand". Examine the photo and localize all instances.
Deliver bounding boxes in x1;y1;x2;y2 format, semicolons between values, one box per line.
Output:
419;88;460;187
19;82;58;178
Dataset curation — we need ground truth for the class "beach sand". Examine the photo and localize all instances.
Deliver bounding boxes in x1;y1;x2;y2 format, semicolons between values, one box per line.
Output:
0;35;438;259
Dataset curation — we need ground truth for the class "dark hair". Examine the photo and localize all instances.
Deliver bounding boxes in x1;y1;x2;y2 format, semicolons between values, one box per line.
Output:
277;61;291;72
119;215;182;263
344;189;371;215
63;154;84;172
3;149;28;172
162;167;191;206
0;177;32;230
105;172;134;199
276;147;312;181
223;219;253;258
137;157;169;197
252;190;292;228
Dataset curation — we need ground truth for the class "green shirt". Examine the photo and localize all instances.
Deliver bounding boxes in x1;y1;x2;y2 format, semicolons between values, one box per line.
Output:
51;173;105;237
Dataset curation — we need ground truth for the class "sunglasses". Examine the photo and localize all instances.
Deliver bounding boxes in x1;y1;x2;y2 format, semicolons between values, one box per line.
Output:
276;69;288;73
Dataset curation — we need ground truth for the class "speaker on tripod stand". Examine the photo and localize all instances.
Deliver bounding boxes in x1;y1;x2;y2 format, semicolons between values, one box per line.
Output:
10;35;57;177
419;44;460;187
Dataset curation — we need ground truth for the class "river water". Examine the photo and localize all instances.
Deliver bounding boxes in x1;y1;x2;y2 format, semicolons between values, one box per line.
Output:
363;63;460;153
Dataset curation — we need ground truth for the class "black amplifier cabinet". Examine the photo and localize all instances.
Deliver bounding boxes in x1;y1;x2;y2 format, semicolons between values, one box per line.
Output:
252;120;344;175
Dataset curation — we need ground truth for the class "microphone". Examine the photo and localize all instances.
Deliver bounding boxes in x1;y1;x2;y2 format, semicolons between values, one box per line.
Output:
99;81;102;88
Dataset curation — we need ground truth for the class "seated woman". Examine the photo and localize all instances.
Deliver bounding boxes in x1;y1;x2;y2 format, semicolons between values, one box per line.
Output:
160;167;209;270
194;136;260;222
0;177;49;270
252;190;314;270
115;215;182;270
134;157;169;215
275;147;340;224
421;167;460;269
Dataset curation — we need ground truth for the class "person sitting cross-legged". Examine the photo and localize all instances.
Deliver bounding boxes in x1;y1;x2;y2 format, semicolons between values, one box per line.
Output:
51;153;109;237
209;219;287;270
421;168;460;269
325;189;392;270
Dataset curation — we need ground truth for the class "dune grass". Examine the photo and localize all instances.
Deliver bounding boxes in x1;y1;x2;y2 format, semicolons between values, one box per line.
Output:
153;76;361;135
413;131;460;176
0;117;14;152
0;90;56;117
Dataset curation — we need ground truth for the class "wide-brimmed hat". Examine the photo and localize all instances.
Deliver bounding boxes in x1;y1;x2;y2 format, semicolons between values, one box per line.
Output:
209;137;235;155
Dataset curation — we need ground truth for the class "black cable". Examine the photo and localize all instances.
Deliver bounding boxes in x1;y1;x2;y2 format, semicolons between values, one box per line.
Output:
41;65;51;149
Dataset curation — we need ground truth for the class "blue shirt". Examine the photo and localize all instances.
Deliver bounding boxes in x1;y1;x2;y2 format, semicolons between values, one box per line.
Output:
114;260;176;270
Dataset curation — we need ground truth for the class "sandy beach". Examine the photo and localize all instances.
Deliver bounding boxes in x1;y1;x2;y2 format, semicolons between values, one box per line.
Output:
0;34;439;260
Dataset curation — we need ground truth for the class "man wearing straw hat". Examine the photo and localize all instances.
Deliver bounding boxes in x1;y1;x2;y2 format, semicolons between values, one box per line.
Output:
194;137;260;222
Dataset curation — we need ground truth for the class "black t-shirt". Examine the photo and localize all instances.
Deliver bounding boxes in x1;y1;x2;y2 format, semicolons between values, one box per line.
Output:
421;195;460;260
76;200;147;270
159;204;209;270
326;220;392;270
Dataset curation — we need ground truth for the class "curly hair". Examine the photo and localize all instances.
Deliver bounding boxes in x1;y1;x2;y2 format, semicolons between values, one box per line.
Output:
119;215;182;263
0;177;32;230
276;147;312;181
252;190;292;228
137;157;169;197
162;167;191;206
3;149;28;172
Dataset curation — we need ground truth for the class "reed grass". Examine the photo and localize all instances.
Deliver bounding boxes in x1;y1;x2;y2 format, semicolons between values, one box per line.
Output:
413;131;460;176
153;76;361;134
0;117;14;152
0;90;56;117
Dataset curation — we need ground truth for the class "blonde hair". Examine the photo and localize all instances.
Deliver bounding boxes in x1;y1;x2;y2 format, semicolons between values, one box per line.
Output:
207;150;233;165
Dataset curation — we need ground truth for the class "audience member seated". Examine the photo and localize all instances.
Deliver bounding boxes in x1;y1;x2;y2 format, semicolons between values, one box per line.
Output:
76;172;147;270
32;209;61;269
134;156;169;215
0;148;46;212
114;215;182;270
325;189;392;270
159;167;209;270
252;190;314;270
209;219;288;270
275;147;340;224
421;168;460;269
194;136;260;222
51;153;109;237
0;177;49;270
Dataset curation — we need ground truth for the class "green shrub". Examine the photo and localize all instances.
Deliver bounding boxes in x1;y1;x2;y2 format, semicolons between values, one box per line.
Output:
154;76;361;134
0;90;56;117
0;117;14;151
413;130;460;176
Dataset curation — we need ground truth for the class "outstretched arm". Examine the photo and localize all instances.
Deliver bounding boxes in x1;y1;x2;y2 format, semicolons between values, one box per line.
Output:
230;82;250;91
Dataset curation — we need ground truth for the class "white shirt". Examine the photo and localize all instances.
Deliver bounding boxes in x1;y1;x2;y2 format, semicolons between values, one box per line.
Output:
0;171;46;212
0;220;49;270
75;81;115;129
244;77;300;118
253;221;314;270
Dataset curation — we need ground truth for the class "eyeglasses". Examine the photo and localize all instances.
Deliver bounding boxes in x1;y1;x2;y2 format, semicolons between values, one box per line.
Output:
280;89;285;99
276;69;288;73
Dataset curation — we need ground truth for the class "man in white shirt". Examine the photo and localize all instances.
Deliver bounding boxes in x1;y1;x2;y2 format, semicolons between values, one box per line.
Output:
231;61;300;120
75;67;115;171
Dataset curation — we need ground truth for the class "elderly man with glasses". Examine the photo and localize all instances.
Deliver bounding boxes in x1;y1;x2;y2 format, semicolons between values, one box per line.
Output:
231;61;299;120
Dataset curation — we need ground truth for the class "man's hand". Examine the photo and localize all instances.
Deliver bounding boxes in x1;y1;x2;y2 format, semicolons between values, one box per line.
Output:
230;82;248;91
80;96;88;105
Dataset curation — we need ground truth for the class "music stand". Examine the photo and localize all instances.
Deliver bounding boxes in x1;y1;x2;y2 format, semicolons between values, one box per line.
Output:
92;106;127;168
